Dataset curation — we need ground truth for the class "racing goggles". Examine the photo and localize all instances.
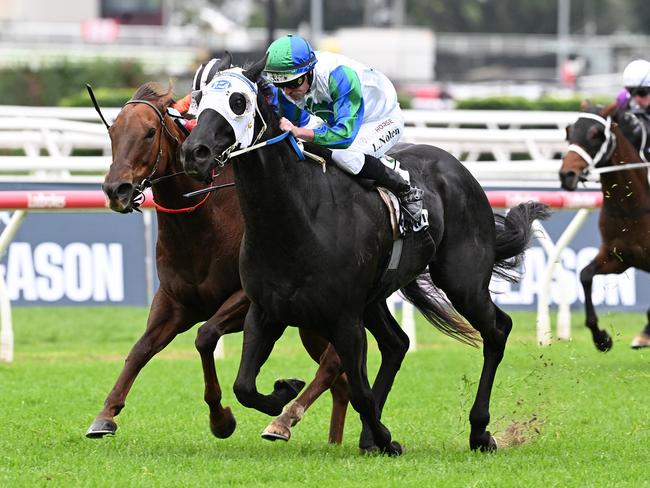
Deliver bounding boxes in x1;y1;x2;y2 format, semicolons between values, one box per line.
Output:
626;86;650;97
273;75;307;90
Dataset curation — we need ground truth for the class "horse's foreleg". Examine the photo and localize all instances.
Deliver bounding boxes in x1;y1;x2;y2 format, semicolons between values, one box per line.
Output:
331;321;403;456
261;341;348;443
233;304;302;416
581;252;628;352
86;291;194;438
195;289;249;438
358;301;409;451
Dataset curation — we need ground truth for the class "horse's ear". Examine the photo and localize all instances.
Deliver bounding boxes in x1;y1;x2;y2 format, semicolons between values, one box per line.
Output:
565;124;572;141
244;54;268;83
580;99;590;111
217;53;232;71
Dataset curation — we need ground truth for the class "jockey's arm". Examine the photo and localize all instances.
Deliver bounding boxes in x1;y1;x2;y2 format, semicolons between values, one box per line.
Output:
172;93;192;114
311;66;364;149
279;117;314;141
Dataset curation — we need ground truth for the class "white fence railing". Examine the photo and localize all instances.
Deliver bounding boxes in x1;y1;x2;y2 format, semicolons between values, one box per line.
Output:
0;107;577;181
0;106;578;127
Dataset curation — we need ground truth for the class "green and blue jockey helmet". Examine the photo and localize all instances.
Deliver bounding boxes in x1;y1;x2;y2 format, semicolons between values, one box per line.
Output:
264;34;317;85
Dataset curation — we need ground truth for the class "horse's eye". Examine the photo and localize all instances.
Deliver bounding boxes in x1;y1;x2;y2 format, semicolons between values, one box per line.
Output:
229;93;247;115
587;126;605;143
145;128;156;139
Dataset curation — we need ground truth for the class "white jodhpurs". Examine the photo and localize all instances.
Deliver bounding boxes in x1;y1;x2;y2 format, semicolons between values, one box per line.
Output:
330;112;404;175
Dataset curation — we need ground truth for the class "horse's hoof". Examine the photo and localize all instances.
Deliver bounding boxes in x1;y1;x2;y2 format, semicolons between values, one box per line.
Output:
481;435;498;452
384;441;404;456
261;421;291;442
360;441;404;456
630;333;650;349
595;331;613;352
470;431;498;452
210;407;237;439
273;378;306;396
359;445;380;455
85;418;118;438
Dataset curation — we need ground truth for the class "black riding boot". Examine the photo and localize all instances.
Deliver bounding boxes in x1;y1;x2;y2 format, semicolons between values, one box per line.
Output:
357;154;424;222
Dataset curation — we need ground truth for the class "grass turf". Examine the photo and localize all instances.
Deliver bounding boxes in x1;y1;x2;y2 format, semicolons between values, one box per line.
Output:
1;306;650;487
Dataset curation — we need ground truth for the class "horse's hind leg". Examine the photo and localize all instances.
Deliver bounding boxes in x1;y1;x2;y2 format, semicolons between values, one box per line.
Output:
86;291;195;438
630;307;650;349
296;330;350;444
195;289;249;438
261;340;349;444
330;319;403;456
430;266;507;451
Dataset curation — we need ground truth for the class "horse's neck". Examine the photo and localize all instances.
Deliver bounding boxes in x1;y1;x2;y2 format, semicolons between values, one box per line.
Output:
233;146;315;244
600;140;650;210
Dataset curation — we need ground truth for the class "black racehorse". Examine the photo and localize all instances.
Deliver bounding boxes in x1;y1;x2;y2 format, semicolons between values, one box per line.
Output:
181;56;549;454
92;81;350;443
560;101;650;351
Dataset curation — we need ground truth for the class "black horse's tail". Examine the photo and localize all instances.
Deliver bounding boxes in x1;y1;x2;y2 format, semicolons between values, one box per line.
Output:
492;202;551;283
400;276;481;348
398;201;550;348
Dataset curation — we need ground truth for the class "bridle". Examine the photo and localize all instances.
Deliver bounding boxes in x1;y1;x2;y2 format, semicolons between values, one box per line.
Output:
88;84;221;213
121;99;181;207
566;111;650;180
566;112;617;176
196;70;325;172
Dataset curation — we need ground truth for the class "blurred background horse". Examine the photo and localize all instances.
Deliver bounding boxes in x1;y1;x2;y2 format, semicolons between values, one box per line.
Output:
560;101;650;351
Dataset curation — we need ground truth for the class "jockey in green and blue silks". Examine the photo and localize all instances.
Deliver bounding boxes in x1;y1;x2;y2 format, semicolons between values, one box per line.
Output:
264;34;424;223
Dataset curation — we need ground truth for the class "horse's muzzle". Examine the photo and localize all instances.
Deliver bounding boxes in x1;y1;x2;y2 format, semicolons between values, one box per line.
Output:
559;170;579;191
102;181;135;213
181;142;214;183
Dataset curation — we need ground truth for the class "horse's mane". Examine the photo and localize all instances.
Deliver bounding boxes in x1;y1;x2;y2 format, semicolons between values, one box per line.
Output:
132;81;175;106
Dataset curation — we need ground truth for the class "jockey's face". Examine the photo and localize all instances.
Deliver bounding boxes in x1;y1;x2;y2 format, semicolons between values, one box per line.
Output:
282;75;310;101
635;91;650;109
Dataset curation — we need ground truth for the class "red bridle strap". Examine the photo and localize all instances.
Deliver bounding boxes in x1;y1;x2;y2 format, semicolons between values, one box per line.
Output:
151;191;211;213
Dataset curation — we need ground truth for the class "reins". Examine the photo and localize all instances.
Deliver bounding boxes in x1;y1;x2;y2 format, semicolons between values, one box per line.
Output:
590;161;650;175
210;104;327;173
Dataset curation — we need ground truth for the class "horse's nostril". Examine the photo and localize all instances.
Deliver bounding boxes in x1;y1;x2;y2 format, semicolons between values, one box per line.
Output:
116;183;134;199
194;145;211;161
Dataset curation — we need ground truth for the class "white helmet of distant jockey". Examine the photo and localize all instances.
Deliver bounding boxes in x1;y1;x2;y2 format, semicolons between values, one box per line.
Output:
623;59;650;88
189;58;223;116
264;35;317;85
